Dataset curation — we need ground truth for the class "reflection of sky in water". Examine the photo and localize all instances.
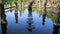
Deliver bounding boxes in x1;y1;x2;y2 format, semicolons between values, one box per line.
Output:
32;11;53;34
0;8;54;34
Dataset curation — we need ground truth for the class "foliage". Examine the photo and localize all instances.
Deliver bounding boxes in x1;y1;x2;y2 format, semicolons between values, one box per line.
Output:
47;11;55;22
57;0;60;3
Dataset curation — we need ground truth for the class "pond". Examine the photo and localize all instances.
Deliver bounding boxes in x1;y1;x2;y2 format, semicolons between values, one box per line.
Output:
0;8;60;34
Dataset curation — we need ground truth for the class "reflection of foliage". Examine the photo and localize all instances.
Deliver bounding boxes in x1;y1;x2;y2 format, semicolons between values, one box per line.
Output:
57;0;60;3
2;0;23;4
39;10;42;15
58;15;60;18
47;11;55;22
2;0;13;3
18;0;22;3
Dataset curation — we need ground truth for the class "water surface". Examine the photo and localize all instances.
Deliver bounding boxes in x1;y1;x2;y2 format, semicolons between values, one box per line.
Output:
0;8;60;34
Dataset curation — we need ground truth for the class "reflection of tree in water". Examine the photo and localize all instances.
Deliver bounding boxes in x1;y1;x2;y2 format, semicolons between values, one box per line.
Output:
26;13;34;34
20;11;22;16
15;9;18;24
0;3;5;15
53;12;60;34
56;11;60;22
20;0;24;16
26;17;34;34
37;8;43;17
53;25;60;34
14;1;18;9
20;7;24;16
9;9;12;12
9;2;13;12
1;13;7;34
0;3;7;34
42;14;46;25
28;0;34;12
54;11;60;25
42;7;47;25
26;1;35;33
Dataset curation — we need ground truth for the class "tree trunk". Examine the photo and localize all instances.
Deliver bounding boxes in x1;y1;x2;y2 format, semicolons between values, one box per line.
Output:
0;3;4;15
14;2;18;9
10;2;12;8
0;3;6;21
0;3;7;34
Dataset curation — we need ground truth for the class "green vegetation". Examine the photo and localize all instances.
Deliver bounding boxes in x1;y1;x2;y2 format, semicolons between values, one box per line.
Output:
57;0;60;3
0;0;60;10
47;11;56;22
